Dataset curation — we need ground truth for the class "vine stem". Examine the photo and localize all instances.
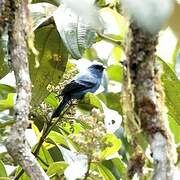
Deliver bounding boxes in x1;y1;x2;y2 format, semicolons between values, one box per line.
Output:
14;105;72;179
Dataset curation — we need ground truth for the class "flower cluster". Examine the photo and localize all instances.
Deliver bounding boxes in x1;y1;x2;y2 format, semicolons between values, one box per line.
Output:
69;108;112;161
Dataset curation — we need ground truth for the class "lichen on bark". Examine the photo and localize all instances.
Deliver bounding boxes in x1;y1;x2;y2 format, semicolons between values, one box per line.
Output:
122;22;177;179
3;0;49;179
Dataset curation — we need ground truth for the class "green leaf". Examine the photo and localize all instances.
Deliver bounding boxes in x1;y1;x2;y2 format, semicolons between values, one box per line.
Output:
110;46;125;64
160;58;180;125
31;122;41;139
107;64;123;82
53;5;96;59
0;84;15;99
60;122;82;135
96;163;116;180
48;131;68;147
15;167;30;180
98;92;122;114
111;158;127;179
29;24;68;106
99;7;128;40
30;3;57;30
169;115;180;143
44;93;58;108
38;145;54;169
80;93;103;111
100;134;121;159
0;93;15;111
0;160;7;177
46;161;68;176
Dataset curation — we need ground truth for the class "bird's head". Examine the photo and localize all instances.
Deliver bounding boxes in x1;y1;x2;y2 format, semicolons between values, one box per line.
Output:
88;64;105;78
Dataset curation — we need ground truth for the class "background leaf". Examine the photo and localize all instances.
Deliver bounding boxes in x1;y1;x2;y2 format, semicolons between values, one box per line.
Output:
29;24;68;106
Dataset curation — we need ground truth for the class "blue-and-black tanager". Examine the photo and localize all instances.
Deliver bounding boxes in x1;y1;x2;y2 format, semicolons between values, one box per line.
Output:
51;64;105;118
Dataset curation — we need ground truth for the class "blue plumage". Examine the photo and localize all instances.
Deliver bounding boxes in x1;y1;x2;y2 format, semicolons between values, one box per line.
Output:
51;64;105;118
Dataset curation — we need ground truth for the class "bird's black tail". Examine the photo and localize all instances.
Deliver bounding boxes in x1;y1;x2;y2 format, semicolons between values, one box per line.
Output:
51;96;70;118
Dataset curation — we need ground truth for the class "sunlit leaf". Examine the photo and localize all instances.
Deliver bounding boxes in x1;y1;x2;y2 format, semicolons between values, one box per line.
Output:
169;116;180;143
111;158;127;179
15;167;30;180
99;7;128;39
53;5;96;59
48;131;68;147
44;93;59;108
46;161;68;176
29;24;68;106
96;163;116;180
0;160;7;177
29;2;57;30
160;58;180;125
0;93;15;111
38;145;54;169
110;46;125;63
80;92;103;111
100;133;121;159
107;64;123;82
157;28;178;66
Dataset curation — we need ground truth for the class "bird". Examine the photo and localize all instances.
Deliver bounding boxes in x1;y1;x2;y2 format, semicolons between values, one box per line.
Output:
51;64;105;118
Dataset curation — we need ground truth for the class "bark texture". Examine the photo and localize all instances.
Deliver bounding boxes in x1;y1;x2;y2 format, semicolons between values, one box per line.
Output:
123;22;177;179
3;0;49;179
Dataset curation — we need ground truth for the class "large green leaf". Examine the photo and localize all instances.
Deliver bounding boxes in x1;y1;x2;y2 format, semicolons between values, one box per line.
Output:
38;145;54;169
96;163;116;180
29;2;57;30
29;24;68;106
100;133;121;159
48;131;68;147
15;167;30;180
0;160;7;177
0;93;15;111
160;59;180;125
99;7;128;40
53;5;96;59
107;64;123;82
78;92;103;111
111;158;127;179
98;92;122;114
46;161;68;176
169;116;180;143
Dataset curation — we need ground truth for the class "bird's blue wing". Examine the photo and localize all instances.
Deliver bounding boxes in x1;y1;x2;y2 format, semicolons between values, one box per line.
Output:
60;80;96;96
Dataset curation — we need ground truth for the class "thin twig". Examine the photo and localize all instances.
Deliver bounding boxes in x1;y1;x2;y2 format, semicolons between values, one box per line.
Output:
97;32;123;47
14;104;72;179
36;155;49;167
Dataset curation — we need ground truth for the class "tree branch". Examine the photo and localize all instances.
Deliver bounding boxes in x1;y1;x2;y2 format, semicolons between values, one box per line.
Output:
123;22;177;179
4;0;49;179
